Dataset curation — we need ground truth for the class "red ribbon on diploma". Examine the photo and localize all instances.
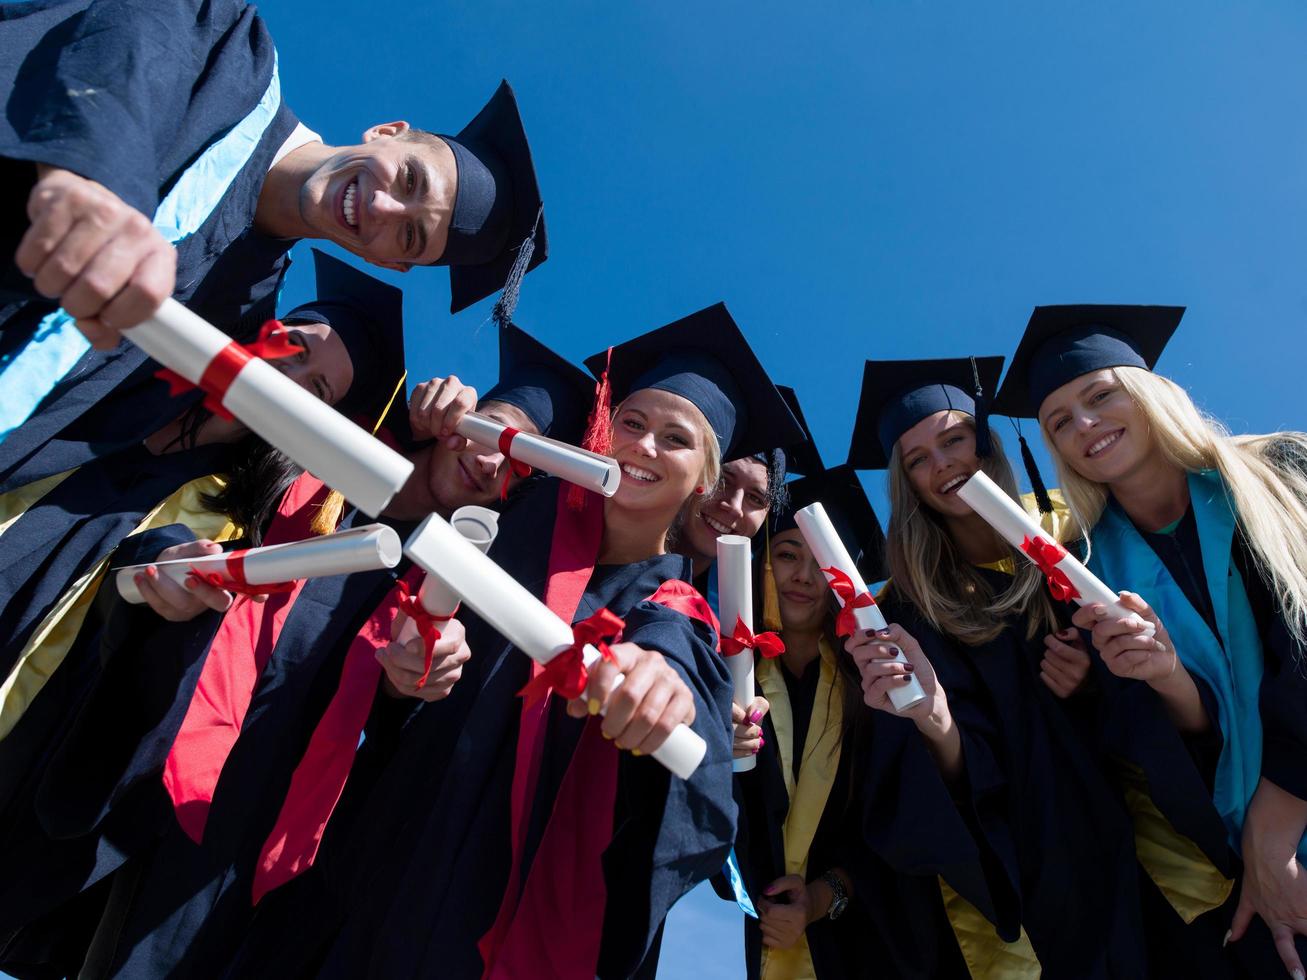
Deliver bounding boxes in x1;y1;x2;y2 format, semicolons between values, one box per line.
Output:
155;319;299;420
720;615;785;659
822;566;877;637
394;578;456;689
1020;535;1080;602
186;549;296;598
517;607;625;704
498;427;534;500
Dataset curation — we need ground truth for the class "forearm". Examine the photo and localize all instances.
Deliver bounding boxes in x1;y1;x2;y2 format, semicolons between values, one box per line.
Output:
916;703;964;782
806;867;853;921
1246;777;1307;855
1149;663;1210;735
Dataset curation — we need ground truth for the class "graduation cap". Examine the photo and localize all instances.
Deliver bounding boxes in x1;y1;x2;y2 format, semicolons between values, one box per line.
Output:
436;81;548;317
583;303;803;461
847;356;1005;471
772;464;887;584
772;385;823;477
283;249;406;424
992;304;1184;419
481;323;593;443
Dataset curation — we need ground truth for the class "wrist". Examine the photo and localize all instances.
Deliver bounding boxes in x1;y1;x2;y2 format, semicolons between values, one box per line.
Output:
916;695;953;740
806;880;832;924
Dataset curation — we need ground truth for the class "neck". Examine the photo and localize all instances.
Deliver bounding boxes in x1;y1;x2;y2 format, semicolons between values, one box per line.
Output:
942;509;1006;564
254;141;333;239
779;624;822;676
689;553;713;578
143;416;243;454
599;498;674;564
1110;458;1190;532
381;447;452;521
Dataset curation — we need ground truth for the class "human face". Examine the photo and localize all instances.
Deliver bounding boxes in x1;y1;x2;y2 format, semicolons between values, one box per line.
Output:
425;401;539;513
898;410;981;518
680;457;771;563
610;389;709;517
273;320;354;406
298;123;456;271
768;530;828;632
1039;369;1150;485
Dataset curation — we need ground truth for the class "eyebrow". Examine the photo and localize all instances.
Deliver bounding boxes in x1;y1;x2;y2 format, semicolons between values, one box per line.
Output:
415;159;430;260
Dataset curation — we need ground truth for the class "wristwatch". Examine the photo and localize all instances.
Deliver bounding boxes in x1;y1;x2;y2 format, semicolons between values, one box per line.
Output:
820;871;849;921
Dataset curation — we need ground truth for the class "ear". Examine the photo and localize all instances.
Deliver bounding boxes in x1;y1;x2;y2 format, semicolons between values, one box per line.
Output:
362;120;411;142
367;258;412;274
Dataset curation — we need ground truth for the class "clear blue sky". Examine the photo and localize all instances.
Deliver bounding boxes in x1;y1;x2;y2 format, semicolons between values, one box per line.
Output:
262;3;1307;975
10;4;1300;979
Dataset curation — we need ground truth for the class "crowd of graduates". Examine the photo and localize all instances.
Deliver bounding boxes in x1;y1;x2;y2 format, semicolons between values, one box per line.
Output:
2;1;1307;978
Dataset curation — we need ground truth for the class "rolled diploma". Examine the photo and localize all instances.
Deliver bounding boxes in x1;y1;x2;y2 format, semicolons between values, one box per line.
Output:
394;506;501;646
955;471;1153;634
716;534;758;773
794;503;928;712
115;523;403;604
124;299;414;517
404;514;707;779
457;412;621;498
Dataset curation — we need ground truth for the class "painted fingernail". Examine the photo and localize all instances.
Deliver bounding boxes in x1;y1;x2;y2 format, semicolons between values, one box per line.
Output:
759;736;765;748
747;709;763;725
901;675;914;683
185;575;198;589
134;573;145;586
145;566;158;579
602;730;613;740
903;663;915;673
876;629;891;637
864;629;877;638
587;698;601;716
630;748;642;757
752;745;760;755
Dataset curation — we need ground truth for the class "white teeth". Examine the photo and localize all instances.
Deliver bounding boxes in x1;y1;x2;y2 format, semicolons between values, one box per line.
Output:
703;515;732;535
342;181;357;228
1088;431;1121;456
938;474;967;494
622;463;658;483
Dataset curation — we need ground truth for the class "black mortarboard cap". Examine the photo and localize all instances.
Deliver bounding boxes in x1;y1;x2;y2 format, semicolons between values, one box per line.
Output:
992;305;1184;419
437;81;548;315
772;464;887;583
848;356;1005;471
284;249;406;424
768;385;823;477
584;303;803;461
481;323;592;443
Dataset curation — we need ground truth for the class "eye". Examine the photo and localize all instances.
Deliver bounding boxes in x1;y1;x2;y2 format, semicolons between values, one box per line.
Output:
405;223;416;252
747;492;768;509
945;435;963;447
1053;415;1070;432
776;549;799;562
907;454;925;469
1091;388;1112;404
405;162;416;194
665;432;688;447
621;416;644;432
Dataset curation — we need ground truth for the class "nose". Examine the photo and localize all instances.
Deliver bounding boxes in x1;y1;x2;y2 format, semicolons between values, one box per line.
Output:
793;557;818;585
633;431;657;457
368;188;408;221
718;488;745;519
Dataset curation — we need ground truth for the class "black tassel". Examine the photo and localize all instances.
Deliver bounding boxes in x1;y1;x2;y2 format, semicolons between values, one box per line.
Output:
767;449;790;516
490;204;543;330
1018;432;1054;514
970;356;993;458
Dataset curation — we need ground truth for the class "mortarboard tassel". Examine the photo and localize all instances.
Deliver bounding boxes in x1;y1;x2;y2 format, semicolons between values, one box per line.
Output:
1016;427;1055;515
567;347;614;510
311;372;407;535
490;205;543;331
970;356;993;459
761;524;783;633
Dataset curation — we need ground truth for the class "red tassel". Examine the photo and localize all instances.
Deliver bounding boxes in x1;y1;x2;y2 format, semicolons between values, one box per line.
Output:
568;348;614;511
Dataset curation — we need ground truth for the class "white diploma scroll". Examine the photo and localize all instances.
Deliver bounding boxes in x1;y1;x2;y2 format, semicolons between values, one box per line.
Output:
955;471;1153;634
456;412;621;498
394;506;500;646
404;514;707;779
125;299;414;516
716;534;759;773
115;523;403;604
794;503;929;712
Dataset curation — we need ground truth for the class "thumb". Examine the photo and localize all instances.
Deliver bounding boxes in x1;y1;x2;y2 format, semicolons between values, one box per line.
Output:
1227;884;1256;943
764;875;804;897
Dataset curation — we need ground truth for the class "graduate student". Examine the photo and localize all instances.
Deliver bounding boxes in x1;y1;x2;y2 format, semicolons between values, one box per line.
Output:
0;0;548;486
0;322;589;979
844;355;1158;978
725;463;901;979
995;305;1307;980
232;303;796;980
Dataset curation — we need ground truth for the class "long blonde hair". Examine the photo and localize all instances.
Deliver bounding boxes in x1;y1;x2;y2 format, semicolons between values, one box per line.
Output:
887;415;1060;644
1046;365;1307;647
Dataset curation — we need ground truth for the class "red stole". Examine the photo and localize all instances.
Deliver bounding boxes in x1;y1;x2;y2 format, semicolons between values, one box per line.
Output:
161;473;328;843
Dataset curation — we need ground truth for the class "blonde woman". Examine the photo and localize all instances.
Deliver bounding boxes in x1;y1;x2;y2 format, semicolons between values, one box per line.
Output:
996;304;1307;980
845;356;1153;979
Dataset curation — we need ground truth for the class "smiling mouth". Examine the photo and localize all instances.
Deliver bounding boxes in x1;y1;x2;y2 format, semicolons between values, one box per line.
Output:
937;473;968;495
621;463;660;484
782;590;816;604
700;513;732;536
1086;429;1124;458
340;177;359;231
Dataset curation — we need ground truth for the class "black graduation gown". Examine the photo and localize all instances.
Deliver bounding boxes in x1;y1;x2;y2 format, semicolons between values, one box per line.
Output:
227;479;737;980
871;575;1150;979
0;0;300;491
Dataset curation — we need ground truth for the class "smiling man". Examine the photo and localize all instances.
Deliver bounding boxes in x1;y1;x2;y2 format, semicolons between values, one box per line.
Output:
0;0;545;491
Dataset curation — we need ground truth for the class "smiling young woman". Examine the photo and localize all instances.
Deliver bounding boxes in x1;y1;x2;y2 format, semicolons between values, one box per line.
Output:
997;304;1307;980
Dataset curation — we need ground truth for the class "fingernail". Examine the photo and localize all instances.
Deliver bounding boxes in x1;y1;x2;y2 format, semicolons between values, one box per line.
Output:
747;709;763;725
903;663;915;673
602;730;613;740
759;736;765;748
630;748;642;757
1291;970;1303;980
145;566;158;579
876;629;891;637
134;573;145;586
587;698;600;716
901;675;914;683
752;745;760;755
185;575;198;589
1221;930;1230;947
864;629;877;638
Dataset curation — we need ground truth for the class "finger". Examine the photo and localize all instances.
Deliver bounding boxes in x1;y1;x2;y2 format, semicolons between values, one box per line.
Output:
1227;885;1255;942
29;213;116;298
145;567;201;610
60;234;139;321
860;659;914;682
1070;604;1103;631
98;243;175;330
619;675;673;751
1044;642;1089;670
16;189;78;277
731;701;746;725
633;680;695;755
183;575;234;612
1039;655;1078;688
135;573;184;620
74;317;121;350
601;658;659;745
1271;924;1305;980
746;695;769;725
1039;669;1073;698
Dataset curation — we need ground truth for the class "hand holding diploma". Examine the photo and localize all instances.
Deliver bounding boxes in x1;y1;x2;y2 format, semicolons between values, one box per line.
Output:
130;540;237;621
403;514;707;779
377;617;471;702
